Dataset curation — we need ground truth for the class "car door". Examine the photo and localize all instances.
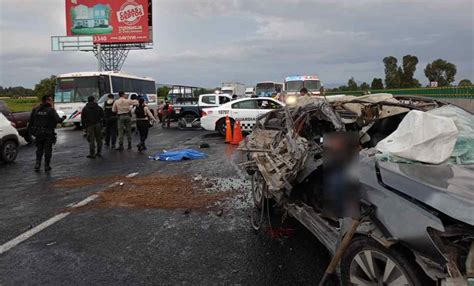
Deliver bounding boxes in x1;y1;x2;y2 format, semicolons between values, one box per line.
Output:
230;99;260;131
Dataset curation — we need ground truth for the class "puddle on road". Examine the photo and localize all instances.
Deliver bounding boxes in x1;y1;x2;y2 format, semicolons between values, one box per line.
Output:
55;173;251;212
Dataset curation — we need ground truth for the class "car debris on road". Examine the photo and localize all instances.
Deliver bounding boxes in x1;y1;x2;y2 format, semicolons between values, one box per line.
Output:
240;94;474;285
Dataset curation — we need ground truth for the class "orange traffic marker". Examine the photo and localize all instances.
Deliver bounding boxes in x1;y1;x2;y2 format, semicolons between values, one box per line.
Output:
231;120;243;145
225;116;233;143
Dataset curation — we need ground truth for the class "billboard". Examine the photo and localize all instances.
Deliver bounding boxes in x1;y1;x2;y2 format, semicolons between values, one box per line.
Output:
66;0;151;44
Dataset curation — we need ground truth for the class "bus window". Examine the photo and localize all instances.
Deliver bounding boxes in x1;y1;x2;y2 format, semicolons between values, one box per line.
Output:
55;77;99;103
285;81;304;92
305;80;321;91
111;76;124;93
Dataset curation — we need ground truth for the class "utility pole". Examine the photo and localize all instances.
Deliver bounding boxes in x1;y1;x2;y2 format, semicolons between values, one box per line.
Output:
97;43;102;72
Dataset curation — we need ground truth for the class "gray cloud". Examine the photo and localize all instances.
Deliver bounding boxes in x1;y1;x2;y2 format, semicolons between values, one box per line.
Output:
0;0;472;88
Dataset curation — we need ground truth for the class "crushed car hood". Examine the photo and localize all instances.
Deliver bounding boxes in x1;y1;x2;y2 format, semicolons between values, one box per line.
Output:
377;160;474;226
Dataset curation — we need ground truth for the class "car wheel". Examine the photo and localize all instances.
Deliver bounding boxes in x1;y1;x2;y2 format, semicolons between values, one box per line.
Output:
251;172;266;209
340;237;429;286
217;118;233;137
1;140;18;163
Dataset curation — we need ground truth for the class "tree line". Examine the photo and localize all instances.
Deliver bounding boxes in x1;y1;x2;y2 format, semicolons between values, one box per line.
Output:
330;56;472;92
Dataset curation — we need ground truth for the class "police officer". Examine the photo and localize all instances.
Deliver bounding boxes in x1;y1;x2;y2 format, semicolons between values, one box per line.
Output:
30;95;65;171
81;96;104;158
103;93;118;148
135;97;156;151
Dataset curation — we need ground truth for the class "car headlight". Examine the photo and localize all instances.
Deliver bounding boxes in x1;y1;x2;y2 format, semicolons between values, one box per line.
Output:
286;95;297;105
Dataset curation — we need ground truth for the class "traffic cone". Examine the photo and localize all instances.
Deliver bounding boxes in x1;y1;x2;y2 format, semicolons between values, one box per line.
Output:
231;121;243;145
225;116;233;143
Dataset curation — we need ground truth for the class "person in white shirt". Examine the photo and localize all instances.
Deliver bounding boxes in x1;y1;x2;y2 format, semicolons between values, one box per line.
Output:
112;91;138;150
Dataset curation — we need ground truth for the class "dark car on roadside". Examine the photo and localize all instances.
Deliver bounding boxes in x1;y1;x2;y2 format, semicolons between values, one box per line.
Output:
0;100;34;143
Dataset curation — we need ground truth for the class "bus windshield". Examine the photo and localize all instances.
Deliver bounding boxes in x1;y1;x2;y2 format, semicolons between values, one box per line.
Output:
255;83;275;94
55;77;100;103
285;81;304;92
305;80;321;91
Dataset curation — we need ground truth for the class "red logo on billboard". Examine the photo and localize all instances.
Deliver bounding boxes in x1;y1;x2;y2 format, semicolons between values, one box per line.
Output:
117;0;145;26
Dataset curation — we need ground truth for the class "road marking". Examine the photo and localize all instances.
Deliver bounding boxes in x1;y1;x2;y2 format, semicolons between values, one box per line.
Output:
1;172;139;255
0;193;99;255
70;194;99;208
0;213;70;255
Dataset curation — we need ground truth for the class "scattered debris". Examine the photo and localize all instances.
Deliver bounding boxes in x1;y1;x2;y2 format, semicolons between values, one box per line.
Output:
199;143;210;149
58;173;249;212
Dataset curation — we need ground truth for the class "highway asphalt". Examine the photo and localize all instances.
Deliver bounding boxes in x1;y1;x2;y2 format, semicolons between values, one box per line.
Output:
0;124;332;285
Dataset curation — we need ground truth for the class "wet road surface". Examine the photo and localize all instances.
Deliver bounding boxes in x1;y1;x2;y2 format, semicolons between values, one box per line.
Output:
0;125;332;285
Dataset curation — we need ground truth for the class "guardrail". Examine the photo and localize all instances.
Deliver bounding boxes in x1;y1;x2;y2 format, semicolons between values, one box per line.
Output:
325;85;474;99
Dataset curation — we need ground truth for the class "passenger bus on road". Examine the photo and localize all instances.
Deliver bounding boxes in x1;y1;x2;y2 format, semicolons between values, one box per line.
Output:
284;75;322;96
255;81;283;98
54;71;157;127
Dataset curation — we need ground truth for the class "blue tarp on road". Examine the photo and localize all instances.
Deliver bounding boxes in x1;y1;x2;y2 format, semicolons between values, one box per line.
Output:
149;149;207;161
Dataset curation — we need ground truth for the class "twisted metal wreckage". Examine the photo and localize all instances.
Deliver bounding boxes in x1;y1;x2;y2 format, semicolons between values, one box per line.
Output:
238;94;474;285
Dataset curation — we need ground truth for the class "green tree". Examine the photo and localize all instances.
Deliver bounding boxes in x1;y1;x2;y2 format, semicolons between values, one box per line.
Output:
400;55;421;88
360;82;370;91
424;59;457;87
383;56;401;88
458;79;472;87
338;85;348;91
157;86;171;99
34;76;56;101
371;78;384;89
194;88;215;97
347;77;358;91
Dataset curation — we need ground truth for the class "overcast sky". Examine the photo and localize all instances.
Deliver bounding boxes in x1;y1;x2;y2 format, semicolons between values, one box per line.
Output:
0;0;473;88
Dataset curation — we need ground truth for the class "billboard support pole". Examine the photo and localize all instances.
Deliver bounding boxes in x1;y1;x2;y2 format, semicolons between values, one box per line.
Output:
97;44;102;72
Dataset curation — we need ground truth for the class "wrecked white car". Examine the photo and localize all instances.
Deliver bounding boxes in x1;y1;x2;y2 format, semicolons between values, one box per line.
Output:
240;94;474;285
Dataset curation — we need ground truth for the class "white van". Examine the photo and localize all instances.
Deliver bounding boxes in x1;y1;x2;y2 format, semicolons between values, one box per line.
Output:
0;113;20;163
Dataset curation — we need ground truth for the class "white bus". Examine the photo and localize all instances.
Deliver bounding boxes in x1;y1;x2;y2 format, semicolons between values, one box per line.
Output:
255;81;283;98
284;75;322;96
54;71;157;126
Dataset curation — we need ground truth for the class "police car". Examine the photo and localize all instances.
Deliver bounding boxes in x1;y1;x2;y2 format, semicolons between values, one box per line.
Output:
200;97;284;136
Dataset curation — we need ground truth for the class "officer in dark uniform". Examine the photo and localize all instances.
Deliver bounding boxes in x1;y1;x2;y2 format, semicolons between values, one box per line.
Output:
103;93;118;148
30;95;65;171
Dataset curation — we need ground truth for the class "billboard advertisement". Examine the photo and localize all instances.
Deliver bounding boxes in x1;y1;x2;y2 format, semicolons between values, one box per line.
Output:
66;0;151;44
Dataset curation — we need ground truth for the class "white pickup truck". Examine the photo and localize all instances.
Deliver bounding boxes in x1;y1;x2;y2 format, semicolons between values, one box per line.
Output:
173;93;232;128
